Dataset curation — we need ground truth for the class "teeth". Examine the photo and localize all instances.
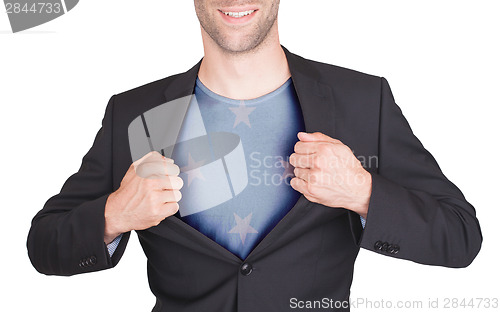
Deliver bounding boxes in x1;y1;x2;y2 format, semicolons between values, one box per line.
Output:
222;10;255;18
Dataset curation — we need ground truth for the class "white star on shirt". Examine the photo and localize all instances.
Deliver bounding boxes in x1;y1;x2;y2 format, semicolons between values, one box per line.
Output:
228;213;258;245
228;101;257;128
180;153;206;187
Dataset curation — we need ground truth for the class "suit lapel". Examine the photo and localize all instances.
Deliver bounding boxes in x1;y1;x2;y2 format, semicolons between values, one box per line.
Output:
163;60;201;102
157;46;337;261
283;47;336;136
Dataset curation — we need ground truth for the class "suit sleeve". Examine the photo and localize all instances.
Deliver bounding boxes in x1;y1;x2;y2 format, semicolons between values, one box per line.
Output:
27;95;130;276
350;77;482;268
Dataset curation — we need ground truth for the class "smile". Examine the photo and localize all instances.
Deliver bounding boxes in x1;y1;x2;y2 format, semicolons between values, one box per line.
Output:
220;10;256;18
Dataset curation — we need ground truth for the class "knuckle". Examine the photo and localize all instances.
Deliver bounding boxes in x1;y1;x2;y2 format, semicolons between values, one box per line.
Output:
319;155;330;168
172;164;181;175
153;217;162;227
293;142;301;152
314;154;328;168
137;162;151;171
312;156;322;168
175;176;184;189
173;190;182;202
167;202;179;215
305;181;316;196
142;177;156;188
165;176;177;190
166;163;180;176
150;204;160;217
163;177;172;189
308;172;316;183
148;151;163;163
318;144;330;154
294;155;303;167
305;194;318;204
135;164;149;178
344;145;354;156
292;177;303;191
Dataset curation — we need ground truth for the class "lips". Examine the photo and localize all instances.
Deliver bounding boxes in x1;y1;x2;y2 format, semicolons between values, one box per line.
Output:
4;0;80;33
218;8;258;24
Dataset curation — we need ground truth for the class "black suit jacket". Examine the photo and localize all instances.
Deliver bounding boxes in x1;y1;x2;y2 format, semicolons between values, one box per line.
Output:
27;46;482;311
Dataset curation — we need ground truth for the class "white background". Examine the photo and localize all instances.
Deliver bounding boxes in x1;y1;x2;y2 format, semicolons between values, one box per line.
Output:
1;0;499;311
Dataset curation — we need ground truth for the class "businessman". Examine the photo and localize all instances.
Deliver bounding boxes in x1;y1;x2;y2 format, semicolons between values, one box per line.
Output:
27;1;482;311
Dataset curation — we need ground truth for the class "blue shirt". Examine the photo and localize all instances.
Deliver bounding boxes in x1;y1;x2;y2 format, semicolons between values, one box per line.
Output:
172;77;305;260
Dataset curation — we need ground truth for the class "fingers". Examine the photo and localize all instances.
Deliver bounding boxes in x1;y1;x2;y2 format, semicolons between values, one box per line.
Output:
135;160;180;178
162;202;180;216
294;132;343;155
297;131;342;144
293;167;311;182
157;189;182;203
294;140;342;155
133;151;161;167
294;141;316;154
289;153;316;168
294;167;325;186
294;141;345;155
142;175;183;192
290;152;333;169
290;176;306;192
159;175;184;190
290;177;317;201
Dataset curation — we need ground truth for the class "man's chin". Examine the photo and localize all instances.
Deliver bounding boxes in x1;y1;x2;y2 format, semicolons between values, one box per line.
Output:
215;35;267;55
219;44;259;55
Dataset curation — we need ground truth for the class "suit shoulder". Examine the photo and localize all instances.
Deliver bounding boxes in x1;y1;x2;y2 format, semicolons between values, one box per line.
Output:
113;72;182;104
294;53;382;86
105;70;192;127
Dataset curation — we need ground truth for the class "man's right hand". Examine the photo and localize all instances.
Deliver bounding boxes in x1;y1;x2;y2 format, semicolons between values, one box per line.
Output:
103;151;183;244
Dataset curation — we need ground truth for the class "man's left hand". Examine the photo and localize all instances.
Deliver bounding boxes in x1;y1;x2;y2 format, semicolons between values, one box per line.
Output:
289;132;372;219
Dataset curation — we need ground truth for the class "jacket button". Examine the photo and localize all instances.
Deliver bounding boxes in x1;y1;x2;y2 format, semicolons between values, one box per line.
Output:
79;258;87;267
387;244;395;254
374;241;383;250
393;245;400;254
381;242;389;252
89;256;97;265
240;263;253;276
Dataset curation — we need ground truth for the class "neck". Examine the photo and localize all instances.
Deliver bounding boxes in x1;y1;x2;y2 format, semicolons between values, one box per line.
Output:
197;24;291;100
